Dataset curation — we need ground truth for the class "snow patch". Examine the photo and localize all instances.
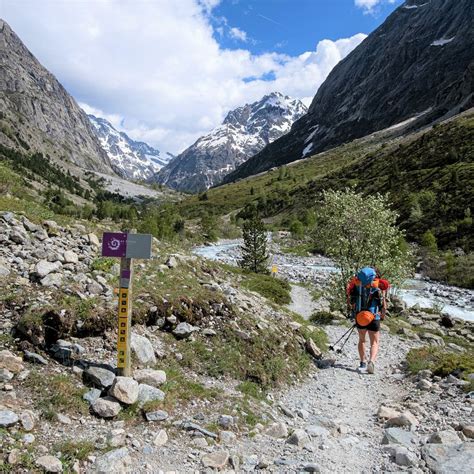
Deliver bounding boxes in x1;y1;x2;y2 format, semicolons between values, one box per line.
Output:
403;3;428;9
302;142;314;157
430;37;455;47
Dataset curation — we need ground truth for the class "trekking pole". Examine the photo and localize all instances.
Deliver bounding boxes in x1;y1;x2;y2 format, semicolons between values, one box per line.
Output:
334;325;356;354
328;324;356;351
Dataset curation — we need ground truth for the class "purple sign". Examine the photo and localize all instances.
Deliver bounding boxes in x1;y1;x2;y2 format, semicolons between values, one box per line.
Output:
102;232;127;257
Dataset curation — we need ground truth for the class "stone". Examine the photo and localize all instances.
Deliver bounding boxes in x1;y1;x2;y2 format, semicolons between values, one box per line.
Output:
19;410;35;431
385;411;419;428
218;414;234;428
0;262;10;277
306;425;330;438
87;281;103;295
219;430;236;445
23;350;48;365
153;429;168;447
63;251;79;264
109;377;139;405
192;437;209;448
130;333;156;366
382;428;418;447
303;463;321;472
173;322;198;339
8;448;21;465
428;430;461;444
83;388;102;404
305;338;322;359
56;413;71;425
394;446;418;467
10;228;28;244
462;425;474;439
91;447;132;473
420;332;445;346
88;233;100;247
106;428;126;448
377;406;401;420
0;350;24;373
201;451;229;469
417;379;432;390
23;433;35;444
91;397;122;418
180;421;218;439
265;422;288;439
166;256;178;268
83;366;116;389
137;384;165;407
43;220;60;236
145;410;169;422
286;428;310;447
133;368;166;387
0;368;13;382
36;455;63;473
0;410;19;427
422;443;474;473
34;259;62;278
40;273;63;287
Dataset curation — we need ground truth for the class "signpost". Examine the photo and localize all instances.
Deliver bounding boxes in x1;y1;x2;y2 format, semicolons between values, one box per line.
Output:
271;264;278;277
102;231;152;376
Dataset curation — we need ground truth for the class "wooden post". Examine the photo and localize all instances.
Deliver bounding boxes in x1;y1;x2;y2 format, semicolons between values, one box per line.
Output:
117;257;133;376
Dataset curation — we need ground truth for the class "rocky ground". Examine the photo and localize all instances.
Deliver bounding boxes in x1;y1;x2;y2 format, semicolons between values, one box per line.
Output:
1;213;473;473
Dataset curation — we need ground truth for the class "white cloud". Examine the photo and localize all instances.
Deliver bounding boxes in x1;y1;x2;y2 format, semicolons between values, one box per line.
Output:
229;26;248;42
355;0;397;14
2;0;366;154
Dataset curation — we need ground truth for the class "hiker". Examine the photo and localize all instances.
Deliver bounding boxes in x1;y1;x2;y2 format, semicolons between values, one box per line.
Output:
347;267;390;374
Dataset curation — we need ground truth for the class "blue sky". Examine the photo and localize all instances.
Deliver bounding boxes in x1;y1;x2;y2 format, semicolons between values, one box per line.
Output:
2;0;403;153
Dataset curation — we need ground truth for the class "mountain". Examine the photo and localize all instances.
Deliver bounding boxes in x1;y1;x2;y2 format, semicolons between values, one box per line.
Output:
225;0;474;183
88;114;173;181
0;20;113;173
151;92;307;193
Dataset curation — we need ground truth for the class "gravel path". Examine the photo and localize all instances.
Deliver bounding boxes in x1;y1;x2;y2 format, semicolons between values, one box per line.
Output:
287;284;318;320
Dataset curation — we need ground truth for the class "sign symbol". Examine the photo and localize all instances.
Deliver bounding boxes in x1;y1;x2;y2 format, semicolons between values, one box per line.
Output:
108;238;121;251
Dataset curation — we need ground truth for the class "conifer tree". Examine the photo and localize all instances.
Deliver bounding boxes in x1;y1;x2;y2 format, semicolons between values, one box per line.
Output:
239;215;269;273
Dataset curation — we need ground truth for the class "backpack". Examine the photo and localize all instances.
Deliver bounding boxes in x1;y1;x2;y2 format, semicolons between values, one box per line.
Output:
348;267;383;324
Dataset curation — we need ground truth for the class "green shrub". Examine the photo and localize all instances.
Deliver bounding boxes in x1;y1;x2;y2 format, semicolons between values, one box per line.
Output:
310;311;334;325
241;274;291;305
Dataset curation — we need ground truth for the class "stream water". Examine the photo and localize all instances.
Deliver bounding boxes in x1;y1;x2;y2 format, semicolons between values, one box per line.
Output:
193;240;474;322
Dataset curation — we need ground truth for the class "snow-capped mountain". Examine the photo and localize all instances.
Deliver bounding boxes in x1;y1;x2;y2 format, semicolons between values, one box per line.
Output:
88;115;173;181
150;92;307;192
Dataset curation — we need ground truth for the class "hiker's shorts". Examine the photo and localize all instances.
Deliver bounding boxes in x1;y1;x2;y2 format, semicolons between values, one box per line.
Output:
356;319;381;332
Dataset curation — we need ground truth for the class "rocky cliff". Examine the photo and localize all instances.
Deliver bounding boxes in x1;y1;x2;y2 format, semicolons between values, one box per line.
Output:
0;20;113;173
151;92;307;193
225;0;474;182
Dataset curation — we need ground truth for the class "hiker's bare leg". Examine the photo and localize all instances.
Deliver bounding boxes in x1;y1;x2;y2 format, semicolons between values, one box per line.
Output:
357;329;367;361
368;330;380;362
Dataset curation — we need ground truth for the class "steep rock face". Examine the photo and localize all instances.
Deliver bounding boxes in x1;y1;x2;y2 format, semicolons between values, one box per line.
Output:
225;0;474;182
0;20;113;173
151;92;307;193
88;115;173;180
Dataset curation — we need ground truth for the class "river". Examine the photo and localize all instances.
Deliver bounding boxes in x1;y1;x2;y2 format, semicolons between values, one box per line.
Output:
193;239;474;322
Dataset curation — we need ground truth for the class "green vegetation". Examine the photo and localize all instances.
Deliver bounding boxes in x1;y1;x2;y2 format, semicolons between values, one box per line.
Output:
241;273;291;305
55;440;96;467
310;311;335;325
239;215;269;273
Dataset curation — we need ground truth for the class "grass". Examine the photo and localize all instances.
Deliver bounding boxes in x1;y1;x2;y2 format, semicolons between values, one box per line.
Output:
241;273;291;305
236;380;267;401
310;311;335;325
55;439;96;466
280;242;315;257
90;257;116;273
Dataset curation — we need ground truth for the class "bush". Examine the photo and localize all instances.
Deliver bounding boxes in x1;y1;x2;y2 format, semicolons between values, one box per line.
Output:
310;311;335;325
242;274;291;305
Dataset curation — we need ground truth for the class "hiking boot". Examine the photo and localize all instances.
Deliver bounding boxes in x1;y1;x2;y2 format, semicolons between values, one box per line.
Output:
357;362;367;373
367;361;375;374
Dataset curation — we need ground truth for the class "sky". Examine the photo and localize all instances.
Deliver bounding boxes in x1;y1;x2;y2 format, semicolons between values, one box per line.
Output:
1;0;403;155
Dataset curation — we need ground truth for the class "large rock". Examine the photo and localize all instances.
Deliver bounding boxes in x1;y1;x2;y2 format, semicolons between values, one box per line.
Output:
90;447;132;473
377;406;401;420
422;443;474;473
265;422;288;439
40;273;63;287
382;428;418;448
130;333;156;366
0;350;24;373
137;384;165;407
133;368;166;387
109;377;139;405
19;410;36;431
91;397;122;418
385;411;419;428
153;429;168;447
428;430;462;445
35;455;63;473
34;260;62;278
0;410;19;427
173;322;198;339
394;447;418;467
63;250;79;264
88;233;100;247
286;428;310;447
201;451;229;470
305;338;322;359
83;366;116;389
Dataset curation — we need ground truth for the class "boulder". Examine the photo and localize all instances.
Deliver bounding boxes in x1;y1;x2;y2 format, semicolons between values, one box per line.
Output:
0;350;24;373
137;384;165;407
218;414;234;428
201;451;229;470
34;260;62;278
88;233;100;247
153;429;168;447
91;397;122;418
0;368;13;382
382;428;418;447
219;430;236;445
428;430;462;445
286;428;310;447
23;350;48;365
35;455;63;473
422;443;474;473
0;410;19;427
83;388;102;404
145;410;169;422
133;368;166;387
91;447;132;473
420;332;445;346
106;428;126;448
83;366;116;389
130;333;156;366
109;377;139;405
40;273;63;287
265;422;288;439
394;447;418;467
377;406;401;420
19;410;36;431
305;338;322;359
43;220;60;236
462;425;474;439
385;411;419;428
173;322;198;339
180;421;218;439
63;251;79;264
